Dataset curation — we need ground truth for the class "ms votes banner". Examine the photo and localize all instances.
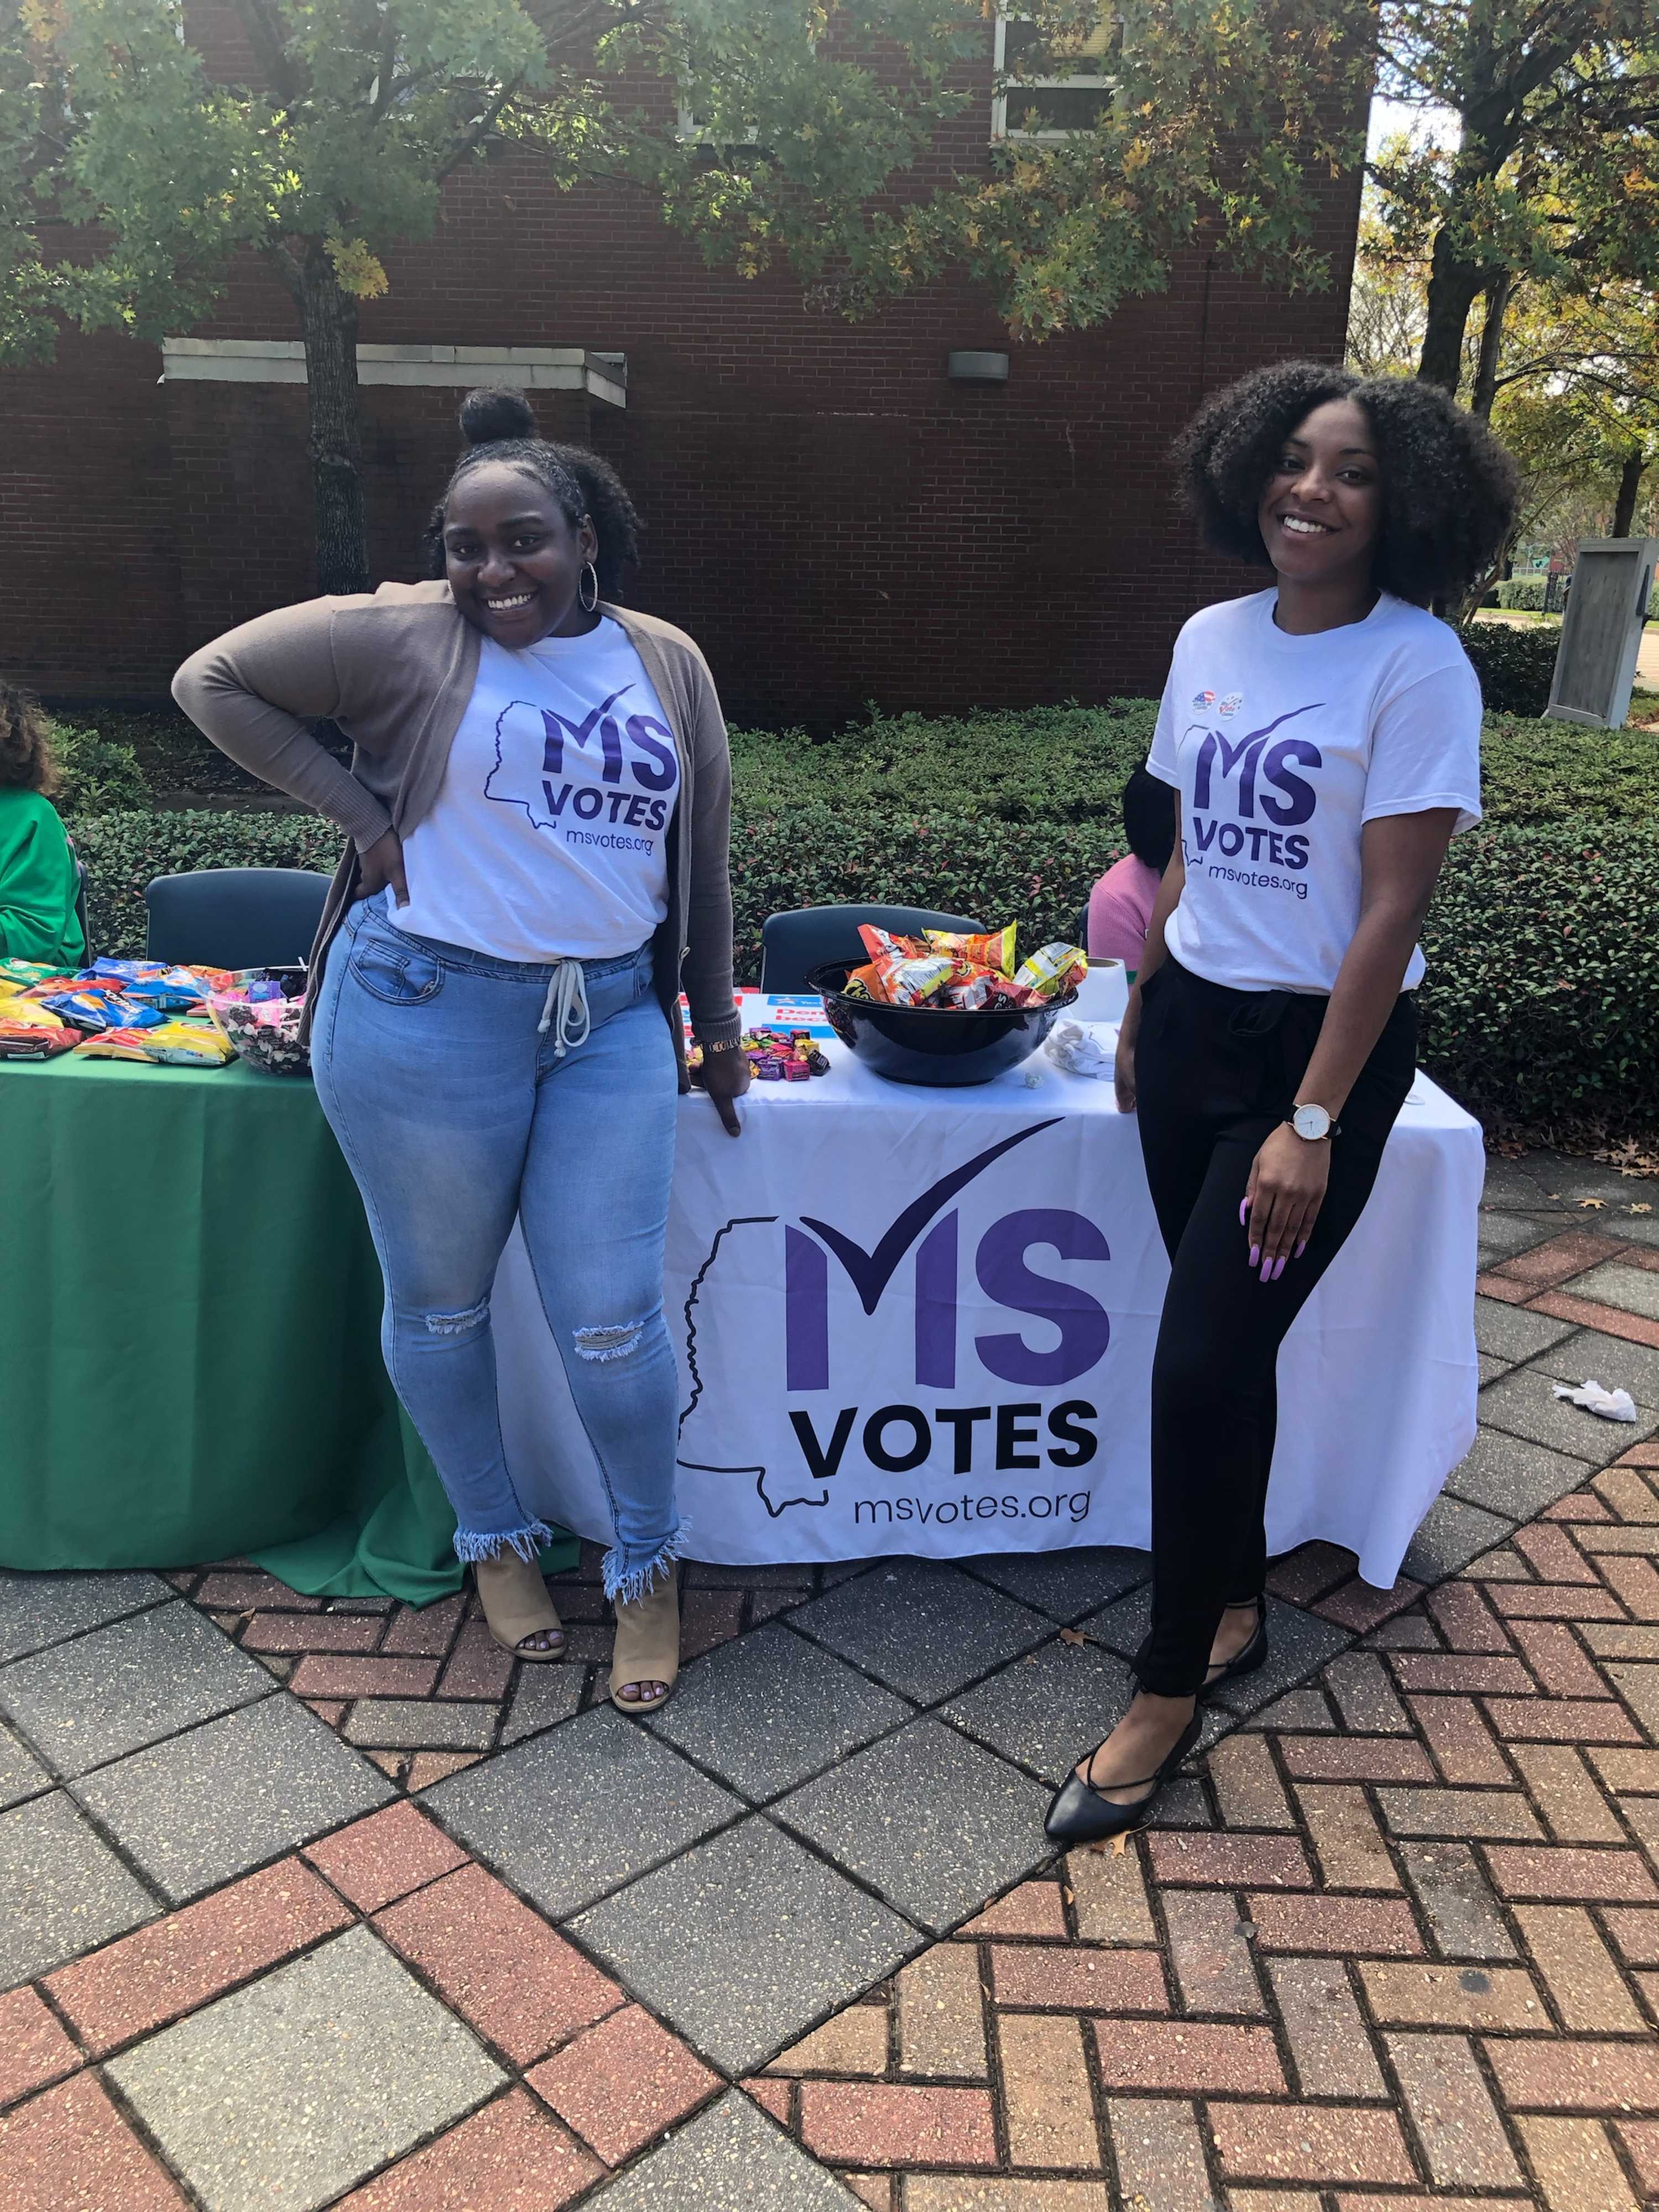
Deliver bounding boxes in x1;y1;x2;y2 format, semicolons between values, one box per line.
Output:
493;1044;1483;1588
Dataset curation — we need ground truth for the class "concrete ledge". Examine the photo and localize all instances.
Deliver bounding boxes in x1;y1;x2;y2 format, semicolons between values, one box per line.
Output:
161;340;626;408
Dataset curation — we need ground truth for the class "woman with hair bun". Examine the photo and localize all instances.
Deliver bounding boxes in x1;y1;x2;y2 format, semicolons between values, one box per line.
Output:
173;386;747;1708
1045;362;1518;1843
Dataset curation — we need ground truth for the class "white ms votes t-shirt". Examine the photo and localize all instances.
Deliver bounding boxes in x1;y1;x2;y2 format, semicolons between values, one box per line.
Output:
1146;589;1483;995
398;617;680;962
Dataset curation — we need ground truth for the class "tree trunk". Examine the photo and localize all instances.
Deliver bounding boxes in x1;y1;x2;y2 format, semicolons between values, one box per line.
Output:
294;245;370;597
1469;268;1512;421
1612;450;1647;540
1417;226;1485;394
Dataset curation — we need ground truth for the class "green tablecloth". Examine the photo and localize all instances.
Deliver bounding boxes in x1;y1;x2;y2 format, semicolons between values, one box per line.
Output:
0;1056;576;1599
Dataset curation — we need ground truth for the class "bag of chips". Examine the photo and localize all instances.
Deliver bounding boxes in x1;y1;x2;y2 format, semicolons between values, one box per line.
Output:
1011;942;1089;1002
0;959;60;994
74;1029;160;1061
924;925;1018;979
856;925;931;965
0;1019;77;1059
39;989;165;1034
139;1021;237;1067
0;997;64;1029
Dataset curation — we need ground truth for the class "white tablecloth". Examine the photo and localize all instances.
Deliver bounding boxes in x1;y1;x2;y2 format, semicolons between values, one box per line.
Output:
495;997;1482;1588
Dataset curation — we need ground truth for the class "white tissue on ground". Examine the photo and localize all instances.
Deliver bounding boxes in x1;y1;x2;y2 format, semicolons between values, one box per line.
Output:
1046;1020;1117;1079
1552;1379;1639;1423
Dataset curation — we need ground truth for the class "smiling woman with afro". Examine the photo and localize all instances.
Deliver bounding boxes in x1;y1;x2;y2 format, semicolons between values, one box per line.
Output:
1045;360;1520;1851
1173;359;1519;606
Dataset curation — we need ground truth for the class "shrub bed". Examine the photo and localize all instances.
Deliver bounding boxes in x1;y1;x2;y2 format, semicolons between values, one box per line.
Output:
1460;622;1561;717
72;801;1658;1138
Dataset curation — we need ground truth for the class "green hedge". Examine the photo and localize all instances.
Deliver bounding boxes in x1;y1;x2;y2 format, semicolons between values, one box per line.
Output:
1494;577;1550;612
72;801;1659;1136
72;811;345;962
1460;622;1560;717
1417;820;1659;1133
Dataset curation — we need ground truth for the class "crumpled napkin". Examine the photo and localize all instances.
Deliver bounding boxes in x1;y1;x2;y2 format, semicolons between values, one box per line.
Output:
1046;1020;1115;1079
1552;1379;1639;1423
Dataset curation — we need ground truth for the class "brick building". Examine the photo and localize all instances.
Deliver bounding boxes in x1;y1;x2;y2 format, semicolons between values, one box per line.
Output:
2;28;1364;729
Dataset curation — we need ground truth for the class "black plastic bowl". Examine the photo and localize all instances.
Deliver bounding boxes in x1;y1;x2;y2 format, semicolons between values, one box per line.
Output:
807;961;1077;1087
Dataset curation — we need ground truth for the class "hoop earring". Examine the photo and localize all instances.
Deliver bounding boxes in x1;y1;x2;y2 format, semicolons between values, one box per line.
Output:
579;560;599;614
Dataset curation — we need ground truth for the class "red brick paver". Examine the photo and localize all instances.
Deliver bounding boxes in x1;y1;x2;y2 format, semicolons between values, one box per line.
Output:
759;1436;1659;2204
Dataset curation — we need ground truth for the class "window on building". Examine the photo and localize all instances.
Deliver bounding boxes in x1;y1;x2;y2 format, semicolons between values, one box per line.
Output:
992;9;1120;141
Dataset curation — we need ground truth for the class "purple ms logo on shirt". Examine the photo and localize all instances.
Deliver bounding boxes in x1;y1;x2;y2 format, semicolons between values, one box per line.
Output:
483;687;679;837
1186;701;1323;873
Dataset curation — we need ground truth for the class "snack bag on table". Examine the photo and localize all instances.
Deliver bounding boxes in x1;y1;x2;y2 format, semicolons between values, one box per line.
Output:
923;924;1018;978
0;958;60;995
1011;942;1089;1002
0;1014;77;1058
77;1020;236;1067
855;925;932;964
38;988;166;1034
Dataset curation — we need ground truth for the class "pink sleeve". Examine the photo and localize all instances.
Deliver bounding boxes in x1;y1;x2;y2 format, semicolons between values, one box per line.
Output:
1087;858;1156;964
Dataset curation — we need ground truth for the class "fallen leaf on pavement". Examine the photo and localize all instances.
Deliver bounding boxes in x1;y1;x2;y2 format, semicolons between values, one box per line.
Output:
1058;1627;1094;1646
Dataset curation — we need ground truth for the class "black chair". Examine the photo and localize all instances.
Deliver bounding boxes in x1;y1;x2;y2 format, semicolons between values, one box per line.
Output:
144;868;333;971
759;902;987;995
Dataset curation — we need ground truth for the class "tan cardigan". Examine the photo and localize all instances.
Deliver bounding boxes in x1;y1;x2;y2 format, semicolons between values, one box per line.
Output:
171;582;742;1067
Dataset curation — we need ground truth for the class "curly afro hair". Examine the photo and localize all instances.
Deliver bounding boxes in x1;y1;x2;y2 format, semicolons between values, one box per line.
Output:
422;387;644;602
1173;361;1519;606
0;687;60;796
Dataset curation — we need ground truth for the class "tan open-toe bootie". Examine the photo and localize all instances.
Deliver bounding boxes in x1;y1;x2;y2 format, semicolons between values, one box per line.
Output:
609;1560;680;1712
474;1550;566;1662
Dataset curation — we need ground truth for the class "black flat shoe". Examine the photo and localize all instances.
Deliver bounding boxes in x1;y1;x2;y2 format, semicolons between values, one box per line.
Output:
1044;1710;1204;1844
1134;1599;1269;1700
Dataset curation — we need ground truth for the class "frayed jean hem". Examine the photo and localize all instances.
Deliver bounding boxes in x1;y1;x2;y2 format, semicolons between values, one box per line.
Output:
604;1519;691;1607
453;1520;555;1567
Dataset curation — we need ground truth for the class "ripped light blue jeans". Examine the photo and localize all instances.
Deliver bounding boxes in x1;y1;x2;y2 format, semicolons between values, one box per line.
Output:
310;892;684;1602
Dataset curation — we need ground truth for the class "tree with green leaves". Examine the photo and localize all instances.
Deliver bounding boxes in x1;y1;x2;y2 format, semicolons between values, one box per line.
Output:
1370;3;1659;393
4;0;1370;594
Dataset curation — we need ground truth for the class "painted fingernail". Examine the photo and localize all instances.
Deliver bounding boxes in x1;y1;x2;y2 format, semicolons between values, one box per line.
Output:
1294;1239;1307;1259
1249;1245;1260;1268
1239;1199;1249;1226
1271;1255;1286;1280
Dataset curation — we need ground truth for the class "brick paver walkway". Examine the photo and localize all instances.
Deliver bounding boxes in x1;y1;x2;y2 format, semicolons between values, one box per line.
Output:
2;1150;1657;2208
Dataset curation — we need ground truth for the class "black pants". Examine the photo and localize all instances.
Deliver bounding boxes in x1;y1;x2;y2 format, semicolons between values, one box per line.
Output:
1134;957;1417;1696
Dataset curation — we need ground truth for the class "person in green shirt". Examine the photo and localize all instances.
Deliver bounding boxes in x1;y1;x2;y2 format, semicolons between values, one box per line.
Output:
0;688;85;970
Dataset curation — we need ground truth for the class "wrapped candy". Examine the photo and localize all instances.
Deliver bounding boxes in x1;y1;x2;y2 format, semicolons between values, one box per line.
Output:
924;925;1018;978
1011;942;1088;1002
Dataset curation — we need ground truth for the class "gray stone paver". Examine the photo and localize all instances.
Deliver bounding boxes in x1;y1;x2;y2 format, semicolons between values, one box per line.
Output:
958;1543;1147;1622
499;1663;585;1744
424;1700;741;1919
943;1633;1135;1786
1473;1297;1578;1364
75;1693;394;1903
1552;1327;1659;1407
1479;1368;1658;1462
108;1925;502;2212
570;1815;917;2074
587;2090;869;2209
1571;1259;1659;1321
343;1698;497;1750
0;1568;172;1663
0;1600;273;1777
773;1717;1053;1934
0;1788;157;1986
787;1558;1049;1704
0;1718;50;1810
1401;1491;1515;1582
1444;1426;1604;1518
646;1621;913;1803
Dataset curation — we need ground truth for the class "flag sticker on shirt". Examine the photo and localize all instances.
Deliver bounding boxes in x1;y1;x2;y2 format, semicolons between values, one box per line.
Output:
1191;688;1215;707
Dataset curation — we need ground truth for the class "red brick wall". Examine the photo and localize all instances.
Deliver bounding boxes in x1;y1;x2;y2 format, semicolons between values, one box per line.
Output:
4;55;1363;726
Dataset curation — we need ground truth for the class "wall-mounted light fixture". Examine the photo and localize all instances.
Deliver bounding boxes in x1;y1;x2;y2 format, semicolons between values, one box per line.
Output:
947;350;1010;383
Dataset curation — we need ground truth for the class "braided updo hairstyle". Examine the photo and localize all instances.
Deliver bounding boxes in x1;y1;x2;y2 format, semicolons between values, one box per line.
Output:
0;687;60;797
422;387;643;602
1173;361;1519;606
